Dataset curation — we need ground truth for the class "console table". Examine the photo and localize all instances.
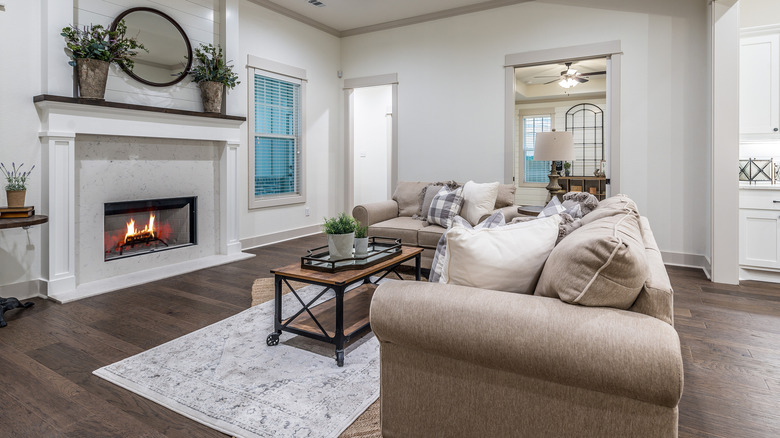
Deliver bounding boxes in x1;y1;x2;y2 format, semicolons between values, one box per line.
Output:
0;215;46;327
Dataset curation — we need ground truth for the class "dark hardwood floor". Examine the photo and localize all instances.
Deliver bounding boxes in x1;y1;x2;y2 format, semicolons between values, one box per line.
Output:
1;234;779;437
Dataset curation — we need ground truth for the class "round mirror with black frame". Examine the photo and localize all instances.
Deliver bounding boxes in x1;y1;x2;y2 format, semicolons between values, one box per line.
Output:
110;7;192;87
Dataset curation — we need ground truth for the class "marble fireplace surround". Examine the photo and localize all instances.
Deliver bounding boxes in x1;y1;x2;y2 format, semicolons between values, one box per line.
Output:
34;96;252;303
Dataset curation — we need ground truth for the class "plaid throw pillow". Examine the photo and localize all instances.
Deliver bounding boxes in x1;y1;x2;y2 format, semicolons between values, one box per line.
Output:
429;211;506;283
537;197;566;218
427;186;464;228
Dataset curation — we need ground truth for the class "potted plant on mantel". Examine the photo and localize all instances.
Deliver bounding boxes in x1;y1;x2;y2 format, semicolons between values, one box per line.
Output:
1;162;34;208
184;43;240;113
323;213;358;260
61;21;146;100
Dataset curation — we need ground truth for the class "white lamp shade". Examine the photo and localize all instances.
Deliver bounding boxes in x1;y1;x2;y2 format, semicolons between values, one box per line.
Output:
534;131;575;161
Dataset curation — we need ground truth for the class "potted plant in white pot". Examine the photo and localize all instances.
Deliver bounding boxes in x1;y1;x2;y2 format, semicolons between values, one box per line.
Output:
184;43;240;113
1;162;34;208
354;224;369;257
323;213;358;260
61;21;146;100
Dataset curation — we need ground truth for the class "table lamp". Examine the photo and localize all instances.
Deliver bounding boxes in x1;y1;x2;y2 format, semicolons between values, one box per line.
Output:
534;131;575;202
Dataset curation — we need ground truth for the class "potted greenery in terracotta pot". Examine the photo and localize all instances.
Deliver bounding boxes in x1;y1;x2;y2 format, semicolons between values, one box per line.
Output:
61;21;146;100
184;43;240;113
323;213;358;260
1;163;34;208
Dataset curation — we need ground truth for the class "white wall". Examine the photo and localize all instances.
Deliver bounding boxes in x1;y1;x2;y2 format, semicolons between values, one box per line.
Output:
341;0;710;263
237;0;342;247
741;0;780;28
0;0;44;297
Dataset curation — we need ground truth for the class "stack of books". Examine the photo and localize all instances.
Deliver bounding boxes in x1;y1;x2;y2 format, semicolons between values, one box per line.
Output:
0;206;35;218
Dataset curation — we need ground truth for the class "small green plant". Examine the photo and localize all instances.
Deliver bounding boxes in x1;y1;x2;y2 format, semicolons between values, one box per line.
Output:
1;163;34;191
61;21;147;69
355;224;368;239
563;161;571;170
184;43;240;89
322;213;358;235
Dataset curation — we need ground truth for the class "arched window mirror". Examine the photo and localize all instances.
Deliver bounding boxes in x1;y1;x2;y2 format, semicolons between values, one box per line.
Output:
565;103;604;176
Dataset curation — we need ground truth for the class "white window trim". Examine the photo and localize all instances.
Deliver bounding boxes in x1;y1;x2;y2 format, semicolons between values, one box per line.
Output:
517;109;554;188
247;56;307;209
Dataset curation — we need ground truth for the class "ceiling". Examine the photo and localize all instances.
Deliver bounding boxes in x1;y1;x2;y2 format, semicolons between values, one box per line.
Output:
515;58;608;102
251;0;533;35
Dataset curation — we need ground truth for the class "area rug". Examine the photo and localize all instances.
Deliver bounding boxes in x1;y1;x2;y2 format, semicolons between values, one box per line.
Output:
94;280;383;438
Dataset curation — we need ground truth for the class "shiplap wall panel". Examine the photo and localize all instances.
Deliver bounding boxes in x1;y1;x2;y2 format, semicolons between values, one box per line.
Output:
76;0;220;111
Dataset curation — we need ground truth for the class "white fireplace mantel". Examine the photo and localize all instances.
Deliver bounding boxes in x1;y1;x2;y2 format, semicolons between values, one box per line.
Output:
34;96;251;303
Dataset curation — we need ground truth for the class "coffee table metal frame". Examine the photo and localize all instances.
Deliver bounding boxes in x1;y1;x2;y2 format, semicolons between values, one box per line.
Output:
266;246;423;366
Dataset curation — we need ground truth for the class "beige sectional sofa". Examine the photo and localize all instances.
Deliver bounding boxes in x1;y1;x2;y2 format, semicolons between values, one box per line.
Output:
369;195;683;437
352;181;520;270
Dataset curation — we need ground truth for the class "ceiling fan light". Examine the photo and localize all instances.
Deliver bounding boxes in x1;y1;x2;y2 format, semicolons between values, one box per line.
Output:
559;77;578;89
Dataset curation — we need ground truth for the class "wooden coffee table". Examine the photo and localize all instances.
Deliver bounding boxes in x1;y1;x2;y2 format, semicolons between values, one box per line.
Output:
266;245;423;366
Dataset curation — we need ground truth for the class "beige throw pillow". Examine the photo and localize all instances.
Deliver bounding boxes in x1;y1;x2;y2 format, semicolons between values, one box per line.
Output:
494;184;516;208
460;181;500;226
440;215;561;294
534;207;648;309
392;181;429;217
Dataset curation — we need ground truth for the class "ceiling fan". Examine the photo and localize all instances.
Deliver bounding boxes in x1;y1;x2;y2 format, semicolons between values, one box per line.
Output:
539;62;606;88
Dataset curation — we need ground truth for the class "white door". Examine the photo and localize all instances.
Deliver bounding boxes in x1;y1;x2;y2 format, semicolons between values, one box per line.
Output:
353;85;393;207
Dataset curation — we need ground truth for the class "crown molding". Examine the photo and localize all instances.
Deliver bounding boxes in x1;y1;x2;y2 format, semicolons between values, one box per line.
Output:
246;0;341;37
248;0;534;38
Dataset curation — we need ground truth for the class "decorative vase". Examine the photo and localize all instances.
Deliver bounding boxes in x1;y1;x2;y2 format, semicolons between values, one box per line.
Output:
199;81;223;113
354;237;369;257
76;58;110;100
6;190;26;208
327;232;355;260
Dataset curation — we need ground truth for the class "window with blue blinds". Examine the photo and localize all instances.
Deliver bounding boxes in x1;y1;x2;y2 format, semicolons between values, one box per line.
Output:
522;115;551;183
253;74;301;198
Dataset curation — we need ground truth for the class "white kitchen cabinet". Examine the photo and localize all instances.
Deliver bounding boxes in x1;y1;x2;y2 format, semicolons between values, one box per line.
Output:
739;189;780;270
740;32;780;137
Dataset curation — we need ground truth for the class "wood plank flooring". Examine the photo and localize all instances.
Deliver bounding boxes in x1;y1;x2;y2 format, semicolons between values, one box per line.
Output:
0;234;778;437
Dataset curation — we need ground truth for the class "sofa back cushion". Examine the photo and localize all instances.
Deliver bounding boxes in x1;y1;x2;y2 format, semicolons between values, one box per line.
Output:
392;181;429;217
419;184;444;221
535;197;648;310
629;217;674;325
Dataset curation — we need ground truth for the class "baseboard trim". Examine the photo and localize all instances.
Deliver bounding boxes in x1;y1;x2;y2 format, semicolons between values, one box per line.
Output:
48;252;255;304
661;251;710;278
739;267;780;283
240;224;322;250
0;279;47;300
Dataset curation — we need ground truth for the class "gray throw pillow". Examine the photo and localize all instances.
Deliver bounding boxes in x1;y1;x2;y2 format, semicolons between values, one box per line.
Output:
427;186;464;229
417;184;443;221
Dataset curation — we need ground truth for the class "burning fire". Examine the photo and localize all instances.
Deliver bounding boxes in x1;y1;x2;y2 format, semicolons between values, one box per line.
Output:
125;213;156;244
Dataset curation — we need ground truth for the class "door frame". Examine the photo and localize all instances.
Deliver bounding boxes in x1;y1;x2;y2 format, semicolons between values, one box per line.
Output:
504;41;622;194
343;73;398;214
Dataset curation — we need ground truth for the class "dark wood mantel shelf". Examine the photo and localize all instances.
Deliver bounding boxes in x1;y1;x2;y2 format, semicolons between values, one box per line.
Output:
0;215;48;230
33;95;246;122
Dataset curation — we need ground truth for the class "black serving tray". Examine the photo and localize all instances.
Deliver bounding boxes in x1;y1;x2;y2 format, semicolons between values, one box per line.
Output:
301;237;402;273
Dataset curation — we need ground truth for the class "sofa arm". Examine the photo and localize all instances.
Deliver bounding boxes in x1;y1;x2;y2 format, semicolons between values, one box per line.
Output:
352;200;399;227
370;281;683;408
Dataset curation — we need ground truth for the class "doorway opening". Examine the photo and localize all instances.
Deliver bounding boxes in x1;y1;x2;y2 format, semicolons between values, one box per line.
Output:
344;74;398;214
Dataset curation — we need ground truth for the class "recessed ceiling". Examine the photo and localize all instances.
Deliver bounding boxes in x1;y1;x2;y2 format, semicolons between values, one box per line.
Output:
251;0;533;35
515;58;607;102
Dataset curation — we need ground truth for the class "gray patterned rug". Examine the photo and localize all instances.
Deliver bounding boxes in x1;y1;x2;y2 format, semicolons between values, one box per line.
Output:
94;283;380;438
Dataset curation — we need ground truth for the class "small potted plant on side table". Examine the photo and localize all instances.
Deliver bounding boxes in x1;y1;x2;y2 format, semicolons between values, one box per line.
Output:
1;163;34;208
563;161;571;176
323;213;358;260
183;43;240;113
61;21;146;99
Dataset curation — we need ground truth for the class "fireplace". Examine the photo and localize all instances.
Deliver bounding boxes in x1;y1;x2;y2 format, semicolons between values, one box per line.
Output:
104;197;197;261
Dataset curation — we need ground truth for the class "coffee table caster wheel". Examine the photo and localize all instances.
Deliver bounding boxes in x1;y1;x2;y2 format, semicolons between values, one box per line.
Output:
336;350;344;367
266;333;280;346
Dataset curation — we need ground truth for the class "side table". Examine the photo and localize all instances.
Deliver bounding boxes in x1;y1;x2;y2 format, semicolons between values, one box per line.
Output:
517;205;544;216
0;215;46;327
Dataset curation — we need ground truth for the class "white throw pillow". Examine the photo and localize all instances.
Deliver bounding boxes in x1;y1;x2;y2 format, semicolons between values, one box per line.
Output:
460;181;500;226
440;215;561;294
